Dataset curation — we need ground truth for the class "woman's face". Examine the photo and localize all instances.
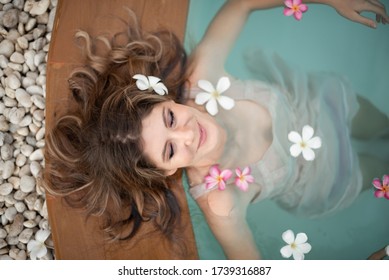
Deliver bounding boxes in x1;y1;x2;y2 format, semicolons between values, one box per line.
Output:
141;100;225;175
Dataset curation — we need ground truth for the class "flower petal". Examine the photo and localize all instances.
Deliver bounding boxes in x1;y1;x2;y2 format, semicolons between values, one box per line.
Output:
372;178;383;189
374;190;384;198
242;167;251;176
294;10;303;20
133;74;149;90
217;95;235;110
307;136;322;149
293;0;302;6
218;180;226;190
302;147;315;161
147;76;161;87
216;77;231;93
236;179;249;191
284;0;293;8
36;229;50;242
30;248;38;260
153;83;168;95
292;250;305;260
195;92;212;105
298;242;312;254
299;4;308;12
282;229;295;244
205;98;219;116
283;8;294;16
290;144;302;157
280;245;293;258
220;169;233;181
36;244;48;259
384;192;389;200
245;174;255;183
197;79;215;93
295;232;308;244
383;175;389;186
288;131;302;143
27;240;40;252
302;125;314;142
209;165;221;178
235;168;242;177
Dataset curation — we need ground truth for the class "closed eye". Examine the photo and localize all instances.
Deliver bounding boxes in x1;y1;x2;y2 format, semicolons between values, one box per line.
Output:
169;110;175;127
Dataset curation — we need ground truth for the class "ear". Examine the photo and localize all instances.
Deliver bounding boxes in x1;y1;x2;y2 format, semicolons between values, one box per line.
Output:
165;168;178;176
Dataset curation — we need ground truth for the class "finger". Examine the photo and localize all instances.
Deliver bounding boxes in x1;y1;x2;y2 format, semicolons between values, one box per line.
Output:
352;12;377;28
366;0;389;21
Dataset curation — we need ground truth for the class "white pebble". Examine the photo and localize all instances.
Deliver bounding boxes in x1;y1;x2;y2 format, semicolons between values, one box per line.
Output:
34;52;46;67
31;94;44;109
30;161;42;178
10;52;25;64
23;220;37;228
5;206;17;221
22;76;35;88
15;88;33;108
16;36;29;50
8;107;25;124
29;149;43;161
36;127;45;141
0;183;13;196
24;50;36;71
5;74;21;90
21;144;33;157
30;0;50;15
1;143;13;160
27;85;43;95
14;190;27;201
32;109;44;121
16;154;27;167
18;228;33;244
23;210;36;220
25;17;36;32
0;55;9;68
0;40;15;58
2;160;15;179
17;127;29;137
2;9;19;29
20;175;35;193
0;229;6;239
19;115;32;127
14;201;26;213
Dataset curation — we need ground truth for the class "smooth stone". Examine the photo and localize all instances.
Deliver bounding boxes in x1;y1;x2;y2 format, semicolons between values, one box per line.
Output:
13;190;28;201
29;0;49;15
4;206;17;221
2;160;15;179
0;183;13;196
14;201;26;213
0;40;14;58
20;144;33;157
26;85;43;95
2;9;19;29
18;228;33;244
30;161;41;177
31;94;44;109
10;52;25;64
1;143;13;160
20;175;35;193
8;107;25;124
5;74;21;90
8;213;24;237
15;88;33;108
16;36;29;49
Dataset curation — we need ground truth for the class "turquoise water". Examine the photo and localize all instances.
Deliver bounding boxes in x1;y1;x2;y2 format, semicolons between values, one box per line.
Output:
183;0;389;260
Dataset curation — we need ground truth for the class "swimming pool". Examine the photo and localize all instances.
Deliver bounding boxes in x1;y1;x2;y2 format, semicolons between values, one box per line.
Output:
183;0;389;260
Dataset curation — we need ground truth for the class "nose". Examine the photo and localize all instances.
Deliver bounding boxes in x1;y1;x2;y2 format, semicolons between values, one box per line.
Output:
170;124;195;146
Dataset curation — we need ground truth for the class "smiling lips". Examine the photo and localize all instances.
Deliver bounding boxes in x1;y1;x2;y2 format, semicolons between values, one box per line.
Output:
198;123;206;150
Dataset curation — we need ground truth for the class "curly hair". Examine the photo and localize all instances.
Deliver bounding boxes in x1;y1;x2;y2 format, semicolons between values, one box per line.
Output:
44;10;188;242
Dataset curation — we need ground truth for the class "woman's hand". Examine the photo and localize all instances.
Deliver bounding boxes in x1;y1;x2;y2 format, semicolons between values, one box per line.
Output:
327;0;389;28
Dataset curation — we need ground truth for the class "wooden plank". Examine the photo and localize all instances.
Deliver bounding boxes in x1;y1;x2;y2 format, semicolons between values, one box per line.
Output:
46;0;197;259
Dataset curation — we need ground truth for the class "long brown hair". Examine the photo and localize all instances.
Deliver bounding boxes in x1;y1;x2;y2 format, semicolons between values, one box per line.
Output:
44;10;188;241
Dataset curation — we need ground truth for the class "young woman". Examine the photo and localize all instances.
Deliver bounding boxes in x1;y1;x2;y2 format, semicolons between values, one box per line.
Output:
45;0;389;259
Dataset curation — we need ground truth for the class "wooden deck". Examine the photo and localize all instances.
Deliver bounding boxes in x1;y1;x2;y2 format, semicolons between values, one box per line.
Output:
45;0;198;259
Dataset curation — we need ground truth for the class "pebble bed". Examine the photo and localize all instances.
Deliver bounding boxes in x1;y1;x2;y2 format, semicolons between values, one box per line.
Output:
0;0;57;260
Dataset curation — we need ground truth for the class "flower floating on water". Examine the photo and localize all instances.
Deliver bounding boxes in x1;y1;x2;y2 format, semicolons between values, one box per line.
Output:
372;174;389;200
234;167;254;191
283;0;308;21
280;229;312;260
132;74;168;95
205;165;233;191
27;229;50;260
195;77;235;116
288;125;322;161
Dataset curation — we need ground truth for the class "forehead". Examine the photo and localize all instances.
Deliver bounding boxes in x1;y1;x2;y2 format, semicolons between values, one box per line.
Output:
141;102;166;165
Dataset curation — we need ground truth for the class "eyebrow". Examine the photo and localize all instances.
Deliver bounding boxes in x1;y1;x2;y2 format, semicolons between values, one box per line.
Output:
161;107;168;162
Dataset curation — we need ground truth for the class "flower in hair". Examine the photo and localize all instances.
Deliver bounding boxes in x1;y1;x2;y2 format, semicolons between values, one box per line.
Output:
27;229;51;260
372;174;389;200
234;167;254;191
205;165;233;191
288;125;321;161
133;74;168;95
283;0;308;21
195;77;235;116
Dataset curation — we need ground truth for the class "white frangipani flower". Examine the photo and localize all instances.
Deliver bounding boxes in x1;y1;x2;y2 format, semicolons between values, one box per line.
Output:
288;125;322;161
280;229;312;260
132;74;168;95
27;229;50;260
195;76;235;116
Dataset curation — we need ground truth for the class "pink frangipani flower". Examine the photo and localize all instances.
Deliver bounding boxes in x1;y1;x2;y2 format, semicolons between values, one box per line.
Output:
205;165;232;191
234;167;254;191
283;0;308;21
372;175;389;200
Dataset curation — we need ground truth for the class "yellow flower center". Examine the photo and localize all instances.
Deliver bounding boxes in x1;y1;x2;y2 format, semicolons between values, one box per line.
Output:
291;242;297;249
300;141;307;149
292;5;300;12
383;185;389;192
239;175;245;181
217;176;223;183
211;91;221;99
